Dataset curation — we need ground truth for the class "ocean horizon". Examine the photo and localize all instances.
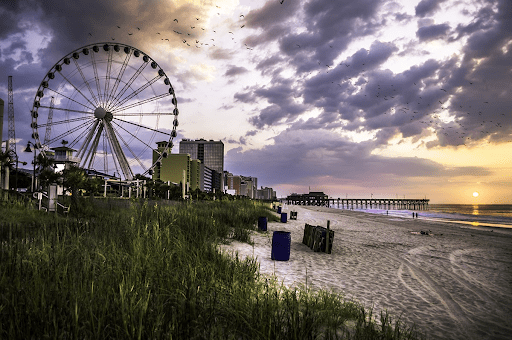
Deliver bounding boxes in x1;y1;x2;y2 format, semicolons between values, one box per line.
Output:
327;203;512;229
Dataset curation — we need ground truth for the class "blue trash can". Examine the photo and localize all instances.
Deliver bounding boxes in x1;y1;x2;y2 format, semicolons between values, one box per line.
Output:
277;206;282;214
258;216;267;231
281;212;287;223
271;231;291;261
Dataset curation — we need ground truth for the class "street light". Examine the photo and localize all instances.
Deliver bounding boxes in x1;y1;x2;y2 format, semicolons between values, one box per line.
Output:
14;155;27;192
24;141;37;192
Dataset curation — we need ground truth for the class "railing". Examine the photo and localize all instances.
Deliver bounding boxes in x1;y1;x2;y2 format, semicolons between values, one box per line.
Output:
32;191;69;215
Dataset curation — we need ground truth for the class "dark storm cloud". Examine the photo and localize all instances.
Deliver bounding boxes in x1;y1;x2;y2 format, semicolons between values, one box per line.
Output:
0;0;211;158
225;128;491;188
416;23;450;41
415;0;445;18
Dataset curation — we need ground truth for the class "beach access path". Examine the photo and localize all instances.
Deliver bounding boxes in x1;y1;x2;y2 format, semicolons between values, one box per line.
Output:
219;205;512;340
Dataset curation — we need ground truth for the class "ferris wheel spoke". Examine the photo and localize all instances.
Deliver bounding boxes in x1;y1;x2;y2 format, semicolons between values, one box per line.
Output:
90;51;104;106
38;105;93;116
111;92;171;113
112;127;149;174
103;48;114;110
106;61;148;111
104;50;131;108
111;120;161;153
109;75;162;111
113;117;173;136
104;121;134;179
73;58;100;107
45;120;95;146
68;121;98;149
46;87;96;112
56;70;98;109
37;116;92;128
113;112;174;116
84;123;104;169
76;119;101;161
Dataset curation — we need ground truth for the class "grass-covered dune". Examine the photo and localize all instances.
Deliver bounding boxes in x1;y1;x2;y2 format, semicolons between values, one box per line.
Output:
0;199;424;339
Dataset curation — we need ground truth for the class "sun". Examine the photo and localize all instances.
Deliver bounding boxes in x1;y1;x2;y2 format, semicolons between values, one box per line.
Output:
473;192;479;197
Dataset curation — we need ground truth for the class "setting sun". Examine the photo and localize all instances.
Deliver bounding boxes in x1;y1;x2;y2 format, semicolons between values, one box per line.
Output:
473;192;479;197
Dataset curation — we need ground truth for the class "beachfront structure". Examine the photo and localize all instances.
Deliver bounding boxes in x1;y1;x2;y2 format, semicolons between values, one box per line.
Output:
179;139;224;190
257;186;277;200
153;141;221;193
286;192;429;210
50;146;80;169
225;173;259;198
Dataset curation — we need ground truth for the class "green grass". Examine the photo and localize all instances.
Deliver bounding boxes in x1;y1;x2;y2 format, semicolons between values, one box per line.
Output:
0;198;424;339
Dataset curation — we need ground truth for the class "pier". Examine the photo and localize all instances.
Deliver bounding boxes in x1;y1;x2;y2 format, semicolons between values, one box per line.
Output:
286;192;429;211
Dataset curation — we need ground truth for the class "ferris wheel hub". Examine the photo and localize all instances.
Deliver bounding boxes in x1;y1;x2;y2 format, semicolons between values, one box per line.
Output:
94;107;107;119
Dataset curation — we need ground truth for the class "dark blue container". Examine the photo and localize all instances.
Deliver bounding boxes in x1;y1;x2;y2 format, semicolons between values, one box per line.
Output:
281;212;287;223
258;216;267;231
277;206;282;214
271;231;291;261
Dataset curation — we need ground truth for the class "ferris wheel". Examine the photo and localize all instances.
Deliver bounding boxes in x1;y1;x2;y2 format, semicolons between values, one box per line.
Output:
30;42;179;180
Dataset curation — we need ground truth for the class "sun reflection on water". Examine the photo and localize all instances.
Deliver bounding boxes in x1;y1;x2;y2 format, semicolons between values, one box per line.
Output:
472;205;479;215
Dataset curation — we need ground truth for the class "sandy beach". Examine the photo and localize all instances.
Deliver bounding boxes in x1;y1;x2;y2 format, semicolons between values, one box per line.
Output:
219;205;512;340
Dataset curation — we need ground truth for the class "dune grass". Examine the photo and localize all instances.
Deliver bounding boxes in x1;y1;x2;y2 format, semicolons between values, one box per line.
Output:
0;198;424;339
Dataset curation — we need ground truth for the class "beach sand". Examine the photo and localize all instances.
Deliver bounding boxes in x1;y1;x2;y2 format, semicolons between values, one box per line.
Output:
219;205;512;340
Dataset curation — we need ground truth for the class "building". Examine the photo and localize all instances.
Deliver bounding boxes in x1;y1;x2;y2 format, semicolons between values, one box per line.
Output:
225;173;259;198
257;187;276;200
152;141;190;189
180;139;224;191
50;146;80;171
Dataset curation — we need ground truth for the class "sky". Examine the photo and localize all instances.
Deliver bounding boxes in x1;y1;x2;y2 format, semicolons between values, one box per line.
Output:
0;0;511;204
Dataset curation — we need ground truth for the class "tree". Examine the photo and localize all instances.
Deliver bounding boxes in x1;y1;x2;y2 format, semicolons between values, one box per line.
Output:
0;149;14;190
62;165;87;207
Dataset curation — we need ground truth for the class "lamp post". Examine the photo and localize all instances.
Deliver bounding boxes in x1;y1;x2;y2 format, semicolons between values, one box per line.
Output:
14;155;27;192
24;141;37;192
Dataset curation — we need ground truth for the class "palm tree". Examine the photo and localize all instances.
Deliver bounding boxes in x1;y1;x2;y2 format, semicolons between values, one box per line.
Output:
62;165;87;208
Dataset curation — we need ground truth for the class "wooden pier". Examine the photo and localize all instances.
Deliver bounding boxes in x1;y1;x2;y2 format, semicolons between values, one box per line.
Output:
286;192;429;211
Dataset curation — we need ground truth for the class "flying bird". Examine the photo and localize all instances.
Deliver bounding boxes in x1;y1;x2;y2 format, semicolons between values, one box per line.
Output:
174;19;178;23
117;26;121;28
137;27;141;30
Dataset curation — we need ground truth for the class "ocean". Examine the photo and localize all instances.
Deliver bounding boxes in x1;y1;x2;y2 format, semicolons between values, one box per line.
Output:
329;204;512;229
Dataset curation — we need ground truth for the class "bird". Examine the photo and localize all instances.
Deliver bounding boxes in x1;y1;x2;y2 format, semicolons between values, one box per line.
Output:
241;25;245;28
88;32;92;36
117;26;121;28
240;14;244;17
174;19;178;23
137;27;141;30
280;0;284;3
440;88;447;92
128;33;133;35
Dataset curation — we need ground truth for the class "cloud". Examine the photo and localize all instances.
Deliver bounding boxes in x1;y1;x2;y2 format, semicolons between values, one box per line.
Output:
225;128;492;190
224;65;248;77
415;0;446;18
416;23;450;41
